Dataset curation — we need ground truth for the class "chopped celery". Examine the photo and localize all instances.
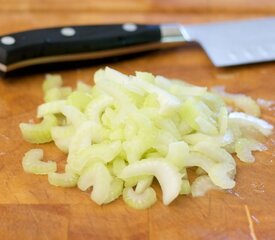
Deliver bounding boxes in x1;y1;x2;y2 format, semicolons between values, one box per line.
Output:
20;114;58;144
44;86;72;102
77;162;113;205
22;149;57;175
20;67;273;209
191;175;220;197
123;187;157;209
120;160;182;205
235;138;267;163
67;91;92;111
48;172;78;187
42;74;63;92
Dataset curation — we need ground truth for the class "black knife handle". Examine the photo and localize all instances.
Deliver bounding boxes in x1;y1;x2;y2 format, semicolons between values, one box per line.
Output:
0;24;162;72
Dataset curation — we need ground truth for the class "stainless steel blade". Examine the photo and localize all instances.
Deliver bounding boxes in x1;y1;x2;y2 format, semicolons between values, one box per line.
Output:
181;18;275;67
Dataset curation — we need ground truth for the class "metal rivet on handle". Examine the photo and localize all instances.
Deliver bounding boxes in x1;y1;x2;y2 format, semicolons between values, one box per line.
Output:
122;23;138;32
60;27;76;37
1;36;16;45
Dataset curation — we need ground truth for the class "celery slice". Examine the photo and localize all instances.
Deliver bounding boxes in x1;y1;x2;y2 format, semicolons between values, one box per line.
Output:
67;91;92;111
235;138;267;163
22;149;57;175
20;114;58;144
48;172;78;187
37;100;66;118
191;175;221;197
44;87;72;102
180;179;191;195
61;105;87;127
104;178;124;204
42;74;63;92
123;187;157;209
120;160;181;205
77;162;113;205
51;125;75;153
135;176;154;194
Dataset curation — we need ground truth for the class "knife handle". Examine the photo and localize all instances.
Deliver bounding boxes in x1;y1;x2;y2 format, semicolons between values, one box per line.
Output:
0;24;185;73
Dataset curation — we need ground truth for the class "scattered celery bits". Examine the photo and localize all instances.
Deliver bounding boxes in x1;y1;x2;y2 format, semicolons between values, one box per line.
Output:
20;67;273;209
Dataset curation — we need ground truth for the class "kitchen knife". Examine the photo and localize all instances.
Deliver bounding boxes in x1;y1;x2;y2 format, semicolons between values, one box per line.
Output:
1;17;275;73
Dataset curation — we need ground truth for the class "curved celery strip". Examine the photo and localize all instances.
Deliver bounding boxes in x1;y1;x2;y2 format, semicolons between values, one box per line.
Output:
61;105;87;127
77;162;113;205
112;158;127;177
235;138;267;163
166;141;189;170
48;172;79;187
67;91;92;111
42;74;63;92
120;160;182;205
20;114;58;144
44;87;72;102
104;178;124;204
51;125;75;153
229;112;273;137
22;149;57;175
123;187;157;209
135;176;154;194
191;175;221;197
37;100;66;118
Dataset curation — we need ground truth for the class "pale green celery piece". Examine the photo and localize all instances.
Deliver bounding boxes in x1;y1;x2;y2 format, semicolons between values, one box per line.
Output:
229;112;273;137
200;92;225;112
20;114;58;144
96;77;137;112
191;175;221;197
180;98;201;130
22;149;57;175
132;76;181;115
180;179;191;195
142;93;159;108
211;86;261;117
112;158;127;177
135;176;154;194
104;178;124;204
217;106;228;134
120;159;182;205
153;130;178;156
169;84;207;100
123;187;157;209
135;71;155;84
101;107;116;128
67;91;93;112
77;81;92;93
77;162;113;205
183;130;234;147
42;74;63;92
192;141;236;166
48;172;79;187
154;118;181;140
208;163;236;189
69;141;121;174
143;150;163;159
85;94;113;123
195;116;218;135
104;67;144;95
44;87;72;102
61;105;87;127
37;100;67;118
184;152;216;173
123;134;154;163
235;138;267;163
51;125;75;153
67;121;97;163
166;141;189;170
124;176;143;188
197;101;213;117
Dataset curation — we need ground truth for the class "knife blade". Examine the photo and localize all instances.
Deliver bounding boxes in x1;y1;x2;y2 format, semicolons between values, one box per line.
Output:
0;18;275;73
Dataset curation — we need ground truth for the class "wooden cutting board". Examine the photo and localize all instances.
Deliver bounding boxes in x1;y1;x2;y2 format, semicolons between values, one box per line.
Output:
0;2;275;239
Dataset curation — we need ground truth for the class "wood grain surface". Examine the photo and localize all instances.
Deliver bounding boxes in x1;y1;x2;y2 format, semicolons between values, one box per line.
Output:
0;1;275;239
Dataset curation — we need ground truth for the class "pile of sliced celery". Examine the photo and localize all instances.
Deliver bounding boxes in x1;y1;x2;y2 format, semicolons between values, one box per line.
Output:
20;67;273;209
